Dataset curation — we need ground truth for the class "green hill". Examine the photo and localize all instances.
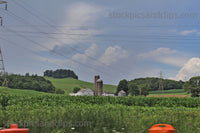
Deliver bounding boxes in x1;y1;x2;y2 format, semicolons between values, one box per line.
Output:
45;77;117;94
0;86;50;96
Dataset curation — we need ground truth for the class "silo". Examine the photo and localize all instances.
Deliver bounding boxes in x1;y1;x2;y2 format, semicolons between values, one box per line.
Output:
97;79;103;96
94;75;100;96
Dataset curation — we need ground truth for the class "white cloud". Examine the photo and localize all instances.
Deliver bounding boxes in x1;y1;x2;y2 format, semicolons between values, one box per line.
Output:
98;46;129;66
68;45;129;67
180;30;197;35
66;2;102;27
40;44;99;69
173;57;200;81
36;45;99;68
138;47;188;67
139;48;176;58
71;43;98;64
42;44;129;74
42;2;103;50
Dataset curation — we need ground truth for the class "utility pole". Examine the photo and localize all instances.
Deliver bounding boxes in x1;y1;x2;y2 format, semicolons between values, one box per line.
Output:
0;0;8;87
159;71;164;92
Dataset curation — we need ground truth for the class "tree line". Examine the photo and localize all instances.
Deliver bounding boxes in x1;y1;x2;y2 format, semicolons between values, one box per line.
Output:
116;79;150;96
129;78;184;91
0;73;55;93
44;69;78;79
116;78;185;96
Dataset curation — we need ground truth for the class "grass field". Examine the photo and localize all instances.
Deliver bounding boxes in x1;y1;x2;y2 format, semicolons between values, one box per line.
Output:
0;87;50;96
45;77;117;94
149;89;186;94
148;89;190;97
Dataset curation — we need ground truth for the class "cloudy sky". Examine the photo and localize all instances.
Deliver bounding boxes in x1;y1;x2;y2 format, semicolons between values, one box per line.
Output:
0;0;200;84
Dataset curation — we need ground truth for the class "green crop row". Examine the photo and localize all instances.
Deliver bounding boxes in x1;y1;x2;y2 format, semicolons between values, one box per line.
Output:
0;103;200;133
1;95;200;108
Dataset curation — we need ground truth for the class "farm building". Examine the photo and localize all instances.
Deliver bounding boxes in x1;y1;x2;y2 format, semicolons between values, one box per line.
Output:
102;91;115;96
70;89;94;96
118;90;126;96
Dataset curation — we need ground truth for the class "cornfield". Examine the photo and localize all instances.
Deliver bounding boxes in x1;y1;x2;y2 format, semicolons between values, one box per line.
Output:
0;95;200;133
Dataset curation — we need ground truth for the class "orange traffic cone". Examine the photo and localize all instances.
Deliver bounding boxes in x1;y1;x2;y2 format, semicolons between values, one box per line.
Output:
149;124;175;133
0;124;29;133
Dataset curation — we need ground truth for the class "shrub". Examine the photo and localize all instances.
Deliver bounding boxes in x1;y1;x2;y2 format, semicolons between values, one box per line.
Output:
55;89;65;94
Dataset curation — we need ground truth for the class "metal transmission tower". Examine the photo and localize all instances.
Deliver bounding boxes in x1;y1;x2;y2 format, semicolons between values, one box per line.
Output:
158;71;164;92
0;0;8;87
0;47;7;86
0;0;7;26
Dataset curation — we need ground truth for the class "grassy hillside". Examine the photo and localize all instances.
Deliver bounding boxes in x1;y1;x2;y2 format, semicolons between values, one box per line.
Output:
0;86;50;96
45;77;117;94
148;89;190;97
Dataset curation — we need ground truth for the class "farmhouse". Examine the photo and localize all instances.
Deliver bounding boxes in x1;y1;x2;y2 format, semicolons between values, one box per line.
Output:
118;90;126;96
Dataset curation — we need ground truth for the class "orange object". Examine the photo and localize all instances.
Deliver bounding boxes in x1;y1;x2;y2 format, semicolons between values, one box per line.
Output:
0;124;29;133
149;124;175;133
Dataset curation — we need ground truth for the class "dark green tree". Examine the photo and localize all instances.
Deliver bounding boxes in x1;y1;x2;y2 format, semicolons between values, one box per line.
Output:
56;89;65;94
1;74;55;93
183;76;200;97
138;84;150;96
44;69;78;79
116;79;128;96
73;87;81;93
25;73;30;77
128;83;139;96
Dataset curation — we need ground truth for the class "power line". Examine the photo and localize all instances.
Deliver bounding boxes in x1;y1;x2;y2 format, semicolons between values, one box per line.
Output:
0;9;108;74
0;36;102;77
2;26;110;76
2;31;200;45
2;8;106;66
1;6;129;77
8;1;148;78
8;1;112;68
3;24;200;28
2;8;200;44
4;1;200;80
0;32;110;78
2;29;200;40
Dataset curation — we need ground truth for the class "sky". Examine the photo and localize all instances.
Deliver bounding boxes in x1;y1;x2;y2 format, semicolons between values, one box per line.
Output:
0;0;200;84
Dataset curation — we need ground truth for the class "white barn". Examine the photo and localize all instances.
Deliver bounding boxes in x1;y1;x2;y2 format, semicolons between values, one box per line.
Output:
70;89;94;96
118;90;126;96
